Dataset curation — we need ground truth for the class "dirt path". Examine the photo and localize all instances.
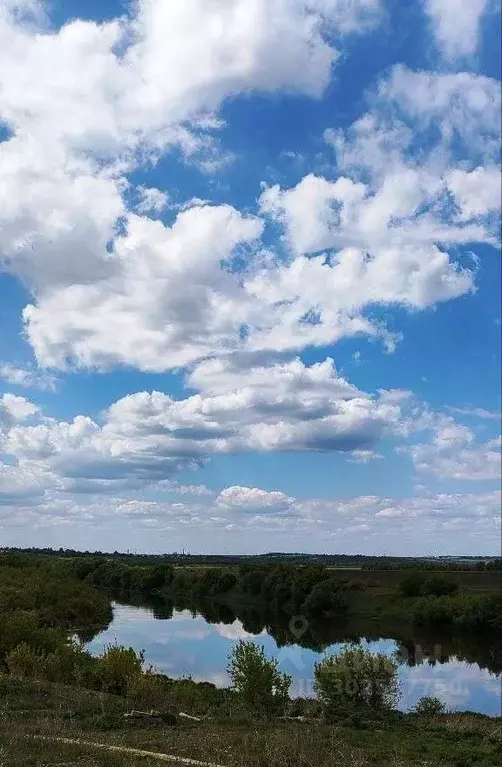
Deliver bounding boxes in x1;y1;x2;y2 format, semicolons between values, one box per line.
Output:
29;735;229;766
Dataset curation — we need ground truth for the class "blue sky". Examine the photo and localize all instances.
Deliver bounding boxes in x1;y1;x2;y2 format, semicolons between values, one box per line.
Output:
0;0;500;554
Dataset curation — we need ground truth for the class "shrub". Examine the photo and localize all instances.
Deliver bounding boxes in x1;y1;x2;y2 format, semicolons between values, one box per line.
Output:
227;640;291;719
412;595;452;625
6;643;46;680
314;646;400;718
0;612;64;657
302;578;349;616
7;640;98;686
453;592;502;631
126;671;173;710
97;644;145;695
412;592;502;630
399;573;426;597
423;575;458;597
413;696;446;717
161;678;227;718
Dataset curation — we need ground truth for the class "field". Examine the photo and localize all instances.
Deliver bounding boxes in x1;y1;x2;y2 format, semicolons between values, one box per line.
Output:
344;569;502;591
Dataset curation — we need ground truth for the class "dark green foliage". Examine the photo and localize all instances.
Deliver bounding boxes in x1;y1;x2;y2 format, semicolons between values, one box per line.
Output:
139;563;175;590
290;564;328;610
214;570;238;593
423;575;459;597
239;567;265;596
412;592;502;630
399;573;427;597
0;560;112;662
302;578;349;616
414;696;446;716
400;574;459;598
0;613;64;658
67;553;501;630
191;567;237;596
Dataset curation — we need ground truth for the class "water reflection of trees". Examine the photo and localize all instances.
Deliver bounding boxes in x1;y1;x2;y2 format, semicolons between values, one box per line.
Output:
105;591;501;675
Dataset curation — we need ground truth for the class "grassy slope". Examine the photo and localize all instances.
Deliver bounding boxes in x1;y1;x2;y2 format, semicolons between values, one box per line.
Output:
0;679;500;767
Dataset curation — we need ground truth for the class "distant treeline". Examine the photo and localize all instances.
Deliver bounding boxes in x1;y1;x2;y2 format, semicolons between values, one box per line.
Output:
79;559;351;618
70;557;502;633
1;547;500;570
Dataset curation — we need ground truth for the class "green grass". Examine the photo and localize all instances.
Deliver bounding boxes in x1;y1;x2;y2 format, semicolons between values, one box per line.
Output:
0;679;500;767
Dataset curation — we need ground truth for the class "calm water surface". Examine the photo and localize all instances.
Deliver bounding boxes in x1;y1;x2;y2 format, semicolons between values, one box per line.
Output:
87;602;502;716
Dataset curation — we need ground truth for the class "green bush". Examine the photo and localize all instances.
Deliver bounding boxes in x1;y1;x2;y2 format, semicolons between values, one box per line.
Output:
6;643;46;680
412;592;502;630
6;640;98;686
413;696;446;716
0;612;64;657
454;592;502;631
138;563;175;591
412;595;453;625
314;646;400;718
399;573;426;597
97;644;146;695
227;640;291;719
126;671;172;709
423;575;458;597
302;578;349;616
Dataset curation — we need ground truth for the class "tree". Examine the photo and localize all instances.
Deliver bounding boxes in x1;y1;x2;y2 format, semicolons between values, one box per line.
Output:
227;640;291;719
413;696;446;717
314;646;400;718
213;571;237;594
302;578;349;616
399;573;426;597
140;563;174;590
422;575;458;597
240;568;265;597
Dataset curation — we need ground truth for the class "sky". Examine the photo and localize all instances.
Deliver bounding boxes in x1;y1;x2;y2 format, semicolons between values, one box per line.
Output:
0;0;500;555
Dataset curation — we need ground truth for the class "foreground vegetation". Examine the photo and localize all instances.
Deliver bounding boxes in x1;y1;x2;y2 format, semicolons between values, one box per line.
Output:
0;668;500;766
0;551;500;765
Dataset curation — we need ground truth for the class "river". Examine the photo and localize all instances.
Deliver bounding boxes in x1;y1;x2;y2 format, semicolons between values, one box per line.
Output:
87;601;502;716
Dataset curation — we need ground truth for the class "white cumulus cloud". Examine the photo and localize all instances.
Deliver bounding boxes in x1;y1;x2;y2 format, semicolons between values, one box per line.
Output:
424;0;490;59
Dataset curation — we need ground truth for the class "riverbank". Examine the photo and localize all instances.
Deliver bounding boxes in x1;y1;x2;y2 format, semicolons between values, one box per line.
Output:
0;677;500;767
79;556;502;635
0;553;500;765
